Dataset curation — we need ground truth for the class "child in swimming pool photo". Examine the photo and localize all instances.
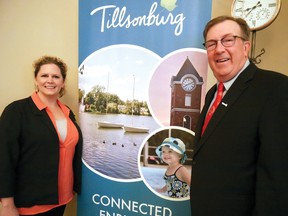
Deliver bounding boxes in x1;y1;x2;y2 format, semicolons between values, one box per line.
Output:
155;137;191;198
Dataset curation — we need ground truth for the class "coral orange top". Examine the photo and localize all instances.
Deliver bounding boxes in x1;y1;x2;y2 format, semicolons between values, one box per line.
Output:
18;93;79;215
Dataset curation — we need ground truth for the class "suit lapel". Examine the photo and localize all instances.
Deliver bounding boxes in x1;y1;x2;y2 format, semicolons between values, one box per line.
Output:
193;63;257;156
193;85;216;153
28;98;58;134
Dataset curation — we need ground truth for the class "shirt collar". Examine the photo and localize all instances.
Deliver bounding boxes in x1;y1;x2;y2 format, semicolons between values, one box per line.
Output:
31;92;70;116
31;92;47;110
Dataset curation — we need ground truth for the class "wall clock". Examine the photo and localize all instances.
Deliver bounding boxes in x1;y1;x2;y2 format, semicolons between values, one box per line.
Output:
231;0;281;31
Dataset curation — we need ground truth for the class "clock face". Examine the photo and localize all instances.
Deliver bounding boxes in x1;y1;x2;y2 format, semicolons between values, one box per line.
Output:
181;77;196;92
231;0;281;30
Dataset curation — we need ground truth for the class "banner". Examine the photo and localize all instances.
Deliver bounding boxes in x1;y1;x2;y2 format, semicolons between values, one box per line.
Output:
78;1;211;215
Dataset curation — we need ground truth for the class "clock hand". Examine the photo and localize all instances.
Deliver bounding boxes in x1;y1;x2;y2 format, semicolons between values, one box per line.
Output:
245;1;262;17
244;6;252;12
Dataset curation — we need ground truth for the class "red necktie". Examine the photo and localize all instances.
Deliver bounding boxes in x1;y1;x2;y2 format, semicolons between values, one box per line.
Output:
202;82;224;135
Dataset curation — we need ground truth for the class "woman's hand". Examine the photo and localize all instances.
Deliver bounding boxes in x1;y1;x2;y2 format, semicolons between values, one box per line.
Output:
0;197;19;216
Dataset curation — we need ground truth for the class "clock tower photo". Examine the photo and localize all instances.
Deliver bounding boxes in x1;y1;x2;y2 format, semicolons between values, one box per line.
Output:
170;57;203;132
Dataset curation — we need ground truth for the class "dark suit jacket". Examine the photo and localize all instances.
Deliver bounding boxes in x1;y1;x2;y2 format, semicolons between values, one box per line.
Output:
0;96;83;207
190;63;288;216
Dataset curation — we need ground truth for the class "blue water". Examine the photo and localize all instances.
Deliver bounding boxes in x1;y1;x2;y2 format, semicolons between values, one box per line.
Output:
79;112;160;180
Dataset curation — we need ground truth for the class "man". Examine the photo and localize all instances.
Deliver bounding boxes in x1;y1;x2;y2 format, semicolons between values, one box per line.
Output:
190;16;288;216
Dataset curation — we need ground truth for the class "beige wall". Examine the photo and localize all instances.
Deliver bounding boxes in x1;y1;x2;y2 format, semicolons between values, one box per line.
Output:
0;1;287;215
0;0;79;115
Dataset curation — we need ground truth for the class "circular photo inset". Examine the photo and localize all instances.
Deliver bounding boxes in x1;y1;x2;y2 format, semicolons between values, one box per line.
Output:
139;126;194;200
78;44;161;181
148;48;208;129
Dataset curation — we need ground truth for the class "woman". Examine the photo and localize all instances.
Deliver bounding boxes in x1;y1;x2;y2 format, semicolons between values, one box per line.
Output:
0;56;82;216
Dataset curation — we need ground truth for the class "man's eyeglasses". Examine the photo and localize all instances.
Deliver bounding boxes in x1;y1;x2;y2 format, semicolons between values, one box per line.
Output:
203;35;246;51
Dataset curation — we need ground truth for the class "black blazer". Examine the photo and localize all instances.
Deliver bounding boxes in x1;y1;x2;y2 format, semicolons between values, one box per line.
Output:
190;63;288;216
0;96;83;207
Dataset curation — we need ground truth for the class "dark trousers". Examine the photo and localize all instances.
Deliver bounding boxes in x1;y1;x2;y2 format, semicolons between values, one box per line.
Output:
20;205;66;216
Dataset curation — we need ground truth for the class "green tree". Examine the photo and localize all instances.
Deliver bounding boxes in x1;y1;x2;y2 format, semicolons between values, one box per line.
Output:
78;89;85;103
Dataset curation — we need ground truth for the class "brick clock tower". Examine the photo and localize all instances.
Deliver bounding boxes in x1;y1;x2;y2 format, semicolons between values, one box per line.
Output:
170;57;203;132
